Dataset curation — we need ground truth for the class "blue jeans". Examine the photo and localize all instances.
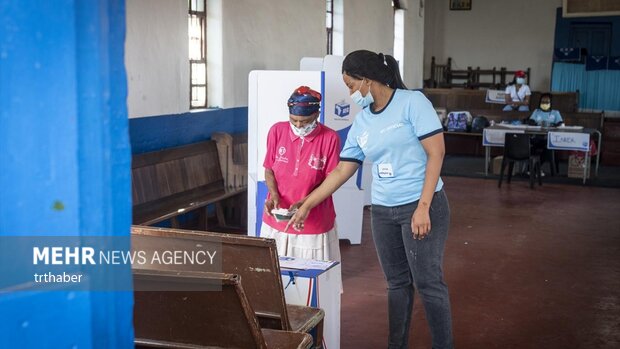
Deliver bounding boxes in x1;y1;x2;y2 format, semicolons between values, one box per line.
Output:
371;190;453;349
503;104;529;111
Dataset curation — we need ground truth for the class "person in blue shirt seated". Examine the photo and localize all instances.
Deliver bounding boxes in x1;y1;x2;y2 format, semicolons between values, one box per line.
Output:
528;93;563;127
528;93;562;176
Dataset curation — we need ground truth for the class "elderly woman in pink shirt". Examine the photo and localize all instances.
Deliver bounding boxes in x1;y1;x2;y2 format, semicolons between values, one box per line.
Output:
261;86;341;262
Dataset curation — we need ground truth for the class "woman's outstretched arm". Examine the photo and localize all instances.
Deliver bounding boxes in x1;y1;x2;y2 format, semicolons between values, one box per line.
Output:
286;161;360;231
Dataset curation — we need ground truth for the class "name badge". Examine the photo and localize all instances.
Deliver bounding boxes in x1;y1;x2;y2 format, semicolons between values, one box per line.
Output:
378;163;394;178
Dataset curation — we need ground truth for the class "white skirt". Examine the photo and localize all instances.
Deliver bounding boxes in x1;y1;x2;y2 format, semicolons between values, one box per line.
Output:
260;222;341;262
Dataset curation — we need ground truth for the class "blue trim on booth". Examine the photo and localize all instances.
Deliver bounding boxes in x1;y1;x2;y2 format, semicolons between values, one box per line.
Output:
256;181;269;237
320;71;325;124
129;107;249;154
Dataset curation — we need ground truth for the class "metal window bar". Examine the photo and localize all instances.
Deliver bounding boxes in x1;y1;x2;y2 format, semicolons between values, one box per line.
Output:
189;0;207;108
326;0;333;55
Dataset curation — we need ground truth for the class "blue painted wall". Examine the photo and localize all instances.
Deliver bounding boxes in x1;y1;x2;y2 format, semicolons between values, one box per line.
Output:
554;7;620;55
0;0;133;348
130;107;248;154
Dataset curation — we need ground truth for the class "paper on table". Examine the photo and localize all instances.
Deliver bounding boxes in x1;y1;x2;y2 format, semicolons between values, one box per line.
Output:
557;125;583;130
496;124;542;130
496;123;528;129
279;256;336;271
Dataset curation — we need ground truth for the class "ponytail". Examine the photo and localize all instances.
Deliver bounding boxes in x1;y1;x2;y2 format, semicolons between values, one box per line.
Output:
383;54;407;89
343;50;408;89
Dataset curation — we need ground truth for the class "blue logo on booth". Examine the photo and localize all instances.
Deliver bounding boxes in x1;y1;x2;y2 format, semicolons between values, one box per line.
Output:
335;101;350;117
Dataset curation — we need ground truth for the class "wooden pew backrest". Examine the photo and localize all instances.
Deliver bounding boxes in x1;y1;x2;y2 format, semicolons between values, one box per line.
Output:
212;132;248;190
132;140;247;227
423;88;579;113
134;269;266;348
131;225;290;330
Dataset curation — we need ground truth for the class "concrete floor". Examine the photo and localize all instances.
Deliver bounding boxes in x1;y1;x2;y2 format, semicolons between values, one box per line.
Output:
339;176;620;349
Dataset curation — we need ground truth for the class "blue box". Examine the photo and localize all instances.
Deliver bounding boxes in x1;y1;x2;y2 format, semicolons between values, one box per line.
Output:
335;102;350;117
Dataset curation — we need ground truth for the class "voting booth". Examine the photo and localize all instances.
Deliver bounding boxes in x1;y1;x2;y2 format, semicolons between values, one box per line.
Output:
248;55;366;245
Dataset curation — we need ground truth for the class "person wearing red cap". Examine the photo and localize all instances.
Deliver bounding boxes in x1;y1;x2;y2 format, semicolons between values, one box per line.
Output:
503;70;531;111
261;85;342;263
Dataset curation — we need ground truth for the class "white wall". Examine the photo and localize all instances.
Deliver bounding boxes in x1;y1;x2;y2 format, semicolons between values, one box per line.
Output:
404;0;425;89
342;0;425;89
214;0;325;108
124;0;428;114
125;0;189;118
343;0;394;56
424;0;562;91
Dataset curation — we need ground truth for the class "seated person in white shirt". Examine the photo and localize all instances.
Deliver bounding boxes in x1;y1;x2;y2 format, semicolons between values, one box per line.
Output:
503;70;531;112
528;93;563;127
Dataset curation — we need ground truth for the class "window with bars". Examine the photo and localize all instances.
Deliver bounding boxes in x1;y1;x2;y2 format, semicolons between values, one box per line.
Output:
189;0;206;109
326;0;333;55
393;0;405;79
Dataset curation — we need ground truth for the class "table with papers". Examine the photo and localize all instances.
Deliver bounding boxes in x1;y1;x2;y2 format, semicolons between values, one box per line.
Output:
482;124;601;184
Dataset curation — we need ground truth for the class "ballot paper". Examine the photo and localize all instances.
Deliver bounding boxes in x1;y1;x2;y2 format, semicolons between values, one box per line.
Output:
271;208;297;222
279;256;336;271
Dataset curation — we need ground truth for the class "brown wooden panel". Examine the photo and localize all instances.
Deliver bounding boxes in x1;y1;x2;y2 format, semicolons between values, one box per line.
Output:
424;89;579;113
132;182;234;224
132;141;218;168
131;226;323;348
566;0;620;14
133;270;266;349
603;118;620;140
131;226;291;331
131;140;223;207
262;329;313;349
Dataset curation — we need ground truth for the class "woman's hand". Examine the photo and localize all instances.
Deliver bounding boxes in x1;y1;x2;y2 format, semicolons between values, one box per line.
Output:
289;198;305;212
411;207;431;240
264;195;280;217
285;205;310;232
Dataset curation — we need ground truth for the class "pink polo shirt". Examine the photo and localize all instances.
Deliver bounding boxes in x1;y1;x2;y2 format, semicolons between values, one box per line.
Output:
263;122;340;235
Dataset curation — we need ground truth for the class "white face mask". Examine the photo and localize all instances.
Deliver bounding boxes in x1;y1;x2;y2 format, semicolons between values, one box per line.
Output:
540;103;551;111
350;80;374;107
516;77;526;85
290;119;318;137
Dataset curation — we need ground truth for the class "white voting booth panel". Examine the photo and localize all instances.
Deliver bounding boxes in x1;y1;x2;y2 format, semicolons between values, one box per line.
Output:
249;60;365;244
300;56;367;243
248;70;323;237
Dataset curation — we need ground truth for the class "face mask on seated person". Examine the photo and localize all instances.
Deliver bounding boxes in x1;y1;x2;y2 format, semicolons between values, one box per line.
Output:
516;77;526;85
540;103;551;111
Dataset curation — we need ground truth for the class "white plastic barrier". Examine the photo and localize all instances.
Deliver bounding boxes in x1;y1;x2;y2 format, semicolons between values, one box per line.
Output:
248;60;365;244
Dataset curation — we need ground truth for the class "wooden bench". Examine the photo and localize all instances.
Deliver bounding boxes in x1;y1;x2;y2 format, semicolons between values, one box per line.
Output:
212;132;248;190
132;140;246;229
425;57;531;89
423;88;579;113
134;269;313;349
131;225;325;348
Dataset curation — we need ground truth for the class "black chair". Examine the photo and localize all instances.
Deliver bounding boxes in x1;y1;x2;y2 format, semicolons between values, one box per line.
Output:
498;133;542;189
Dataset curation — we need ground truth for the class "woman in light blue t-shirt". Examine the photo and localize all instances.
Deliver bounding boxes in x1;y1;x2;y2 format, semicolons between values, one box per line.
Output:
287;50;454;349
